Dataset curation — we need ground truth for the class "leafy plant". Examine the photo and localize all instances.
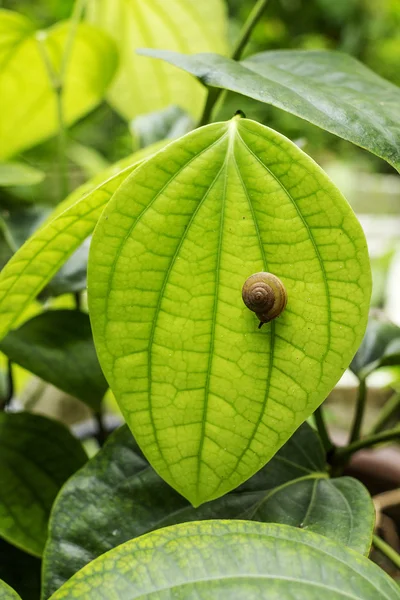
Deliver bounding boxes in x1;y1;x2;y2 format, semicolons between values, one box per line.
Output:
0;0;400;598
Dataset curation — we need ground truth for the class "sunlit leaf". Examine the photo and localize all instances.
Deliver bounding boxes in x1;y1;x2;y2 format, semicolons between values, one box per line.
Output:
0;310;108;409
88;117;371;506
0;412;86;557
0;9;117;159
0;142;166;341
48;521;399;600
0;579;21;600
139;49;400;170
86;0;227;120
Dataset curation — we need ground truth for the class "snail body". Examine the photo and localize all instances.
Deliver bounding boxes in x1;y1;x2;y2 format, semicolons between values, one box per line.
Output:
242;272;287;328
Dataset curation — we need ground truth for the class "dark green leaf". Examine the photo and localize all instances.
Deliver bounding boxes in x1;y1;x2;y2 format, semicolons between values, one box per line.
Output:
0;163;45;187
42;423;374;598
0;310;108;410
0;412;87;557
48;521;400;600
351;317;400;377
130;105;193;149
139;49;400;170
0;538;40;600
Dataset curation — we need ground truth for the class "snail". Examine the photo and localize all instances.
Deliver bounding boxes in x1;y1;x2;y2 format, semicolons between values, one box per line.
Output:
242;272;287;328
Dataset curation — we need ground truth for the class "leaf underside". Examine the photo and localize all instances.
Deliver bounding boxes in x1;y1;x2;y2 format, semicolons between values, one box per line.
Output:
139;49;400;171
49;521;399;600
88;118;371;506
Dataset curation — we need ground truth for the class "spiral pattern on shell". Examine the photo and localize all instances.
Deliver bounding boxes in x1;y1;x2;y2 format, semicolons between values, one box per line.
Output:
242;272;287;325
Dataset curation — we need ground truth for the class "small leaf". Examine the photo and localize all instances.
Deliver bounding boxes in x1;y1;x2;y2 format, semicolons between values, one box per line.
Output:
139;49;400;170
0;538;40;600
88;117;371;505
0;580;21;600
42;423;374;597
0;142;166;342
0;412;87;557
0;163;45;187
48;521;400;600
86;0;227;120
0;10;117;159
351;317;400;377
0;310;108;409
131;105;193;149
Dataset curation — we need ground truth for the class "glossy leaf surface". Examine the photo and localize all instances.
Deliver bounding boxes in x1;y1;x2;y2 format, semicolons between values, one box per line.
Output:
351;317;400;378
42;423;374;597
131;105;193;149
0;310;108;409
0;412;86;557
86;0;227;119
49;521;399;600
88;118;371;505
139;49;400;170
0;10;117;159
0;143;166;342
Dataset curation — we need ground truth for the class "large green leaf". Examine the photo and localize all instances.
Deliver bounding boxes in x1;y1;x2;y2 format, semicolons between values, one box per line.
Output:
0;310;108;409
0;10;117;160
139;49;400;170
42;423;374;598
0;142;166;342
88;117;371;506
49;521;399;600
0;412;87;557
85;0;227;120
0;538;40;600
0;580;21;600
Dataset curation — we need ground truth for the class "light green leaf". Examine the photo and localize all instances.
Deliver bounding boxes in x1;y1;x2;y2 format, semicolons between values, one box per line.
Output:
0;310;108;409
0;142;166;341
0;412;87;557
0;580;21;600
139;49;400;170
42;423;375;597
0;163;45;187
88;117;371;506
86;0;227;120
49;521;399;600
0;9;117;160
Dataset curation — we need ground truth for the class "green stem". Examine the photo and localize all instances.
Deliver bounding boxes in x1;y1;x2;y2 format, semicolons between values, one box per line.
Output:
372;534;400;569
0;216;18;254
94;407;107;447
349;376;367;443
369;392;400;435
198;0;270;126
1;359;14;411
314;404;333;452
333;427;400;464
36;0;87;200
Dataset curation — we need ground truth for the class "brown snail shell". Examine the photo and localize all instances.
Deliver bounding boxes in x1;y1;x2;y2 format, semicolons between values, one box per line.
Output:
242;272;287;327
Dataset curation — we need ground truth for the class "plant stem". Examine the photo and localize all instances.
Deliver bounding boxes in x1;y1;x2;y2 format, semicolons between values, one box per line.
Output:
369;392;400;435
74;292;82;311
94;407;107;447
1;359;14;411
314;404;333;452
36;0;87;200
333;427;400;464
198;0;270;126
0;216;18;254
349;376;367;443
372;534;400;569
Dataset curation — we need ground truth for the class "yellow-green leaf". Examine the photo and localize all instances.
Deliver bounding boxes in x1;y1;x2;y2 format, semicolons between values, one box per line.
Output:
0;580;21;600
48;521;399;600
0;9;117;160
88;117;371;506
85;0;227;120
0;142;166;341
